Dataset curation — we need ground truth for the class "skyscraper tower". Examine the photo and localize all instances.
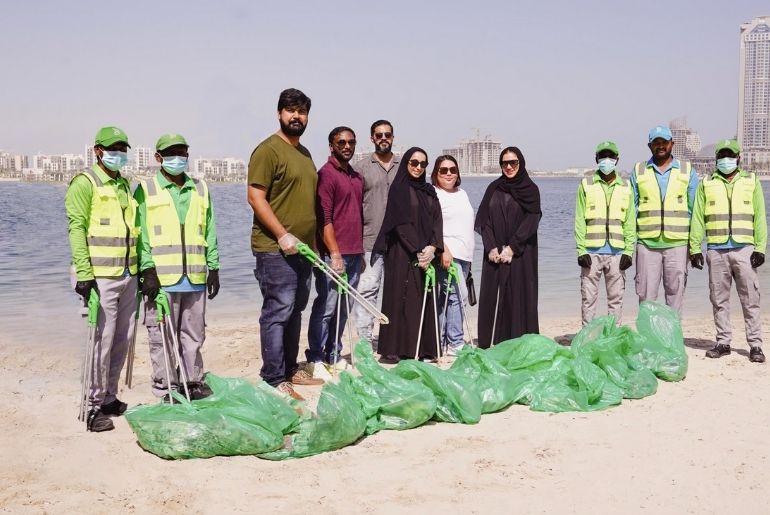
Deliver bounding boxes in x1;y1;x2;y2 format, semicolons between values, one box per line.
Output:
738;16;770;167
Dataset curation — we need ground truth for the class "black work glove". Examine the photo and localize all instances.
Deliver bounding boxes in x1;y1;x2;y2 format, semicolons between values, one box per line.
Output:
75;280;97;305
141;267;161;300
689;253;704;270
619;254;633;271
751;252;765;268
207;269;220;300
577;254;592;268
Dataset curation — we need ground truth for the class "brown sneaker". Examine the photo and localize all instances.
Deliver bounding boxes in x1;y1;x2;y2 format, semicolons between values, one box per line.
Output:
289;368;324;386
275;381;305;401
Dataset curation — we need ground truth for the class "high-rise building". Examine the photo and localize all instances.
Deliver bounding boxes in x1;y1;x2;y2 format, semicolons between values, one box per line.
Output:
133;146;155;170
738;16;770;167
442;130;501;173
84;144;96;168
669;117;701;161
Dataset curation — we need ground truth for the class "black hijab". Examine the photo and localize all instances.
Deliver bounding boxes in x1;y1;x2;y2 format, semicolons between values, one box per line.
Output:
474;146;541;235
372;147;437;256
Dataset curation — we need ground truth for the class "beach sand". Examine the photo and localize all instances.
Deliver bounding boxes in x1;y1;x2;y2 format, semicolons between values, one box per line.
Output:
2;313;770;514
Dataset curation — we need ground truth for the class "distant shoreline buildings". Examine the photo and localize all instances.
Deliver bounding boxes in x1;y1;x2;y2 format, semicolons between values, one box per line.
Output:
442;130;501;174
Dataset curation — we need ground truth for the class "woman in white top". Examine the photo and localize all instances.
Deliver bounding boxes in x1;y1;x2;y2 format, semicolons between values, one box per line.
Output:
431;155;475;355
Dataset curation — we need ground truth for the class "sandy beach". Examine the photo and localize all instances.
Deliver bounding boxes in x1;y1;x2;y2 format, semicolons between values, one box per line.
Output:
2;313;770;514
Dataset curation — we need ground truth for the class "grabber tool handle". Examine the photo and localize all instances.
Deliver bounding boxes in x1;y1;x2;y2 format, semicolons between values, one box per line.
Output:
336;272;348;294
87;289;100;327
155;290;171;322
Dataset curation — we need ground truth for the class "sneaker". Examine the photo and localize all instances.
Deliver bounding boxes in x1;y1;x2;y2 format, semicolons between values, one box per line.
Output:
86;409;114;432
326;357;349;371
705;344;731;359
445;345;463;358
750;347;766;363
275;381;305;401
188;383;213;400
100;398;128;416
291;368;325;385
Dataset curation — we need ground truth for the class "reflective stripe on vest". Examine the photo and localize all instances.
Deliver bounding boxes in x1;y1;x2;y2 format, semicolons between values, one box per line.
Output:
702;172;756;245
78;168;139;278
141;176;209;286
582;176;630;249
634;161;691;240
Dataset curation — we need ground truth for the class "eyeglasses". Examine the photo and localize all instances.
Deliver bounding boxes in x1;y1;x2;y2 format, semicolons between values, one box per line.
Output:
408;159;428;169
374;132;393;140
501;159;520;169
438;166;458;175
334;139;356;148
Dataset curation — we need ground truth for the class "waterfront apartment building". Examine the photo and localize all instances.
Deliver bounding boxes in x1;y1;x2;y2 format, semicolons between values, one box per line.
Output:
669;117;701;162
442;131;501;174
192;157;246;181
738;16;770;168
0;152;29;172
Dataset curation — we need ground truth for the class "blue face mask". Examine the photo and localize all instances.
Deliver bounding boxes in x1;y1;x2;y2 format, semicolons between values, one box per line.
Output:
716;157;738;174
597;158;617;175
100;150;128;172
161;156;188;176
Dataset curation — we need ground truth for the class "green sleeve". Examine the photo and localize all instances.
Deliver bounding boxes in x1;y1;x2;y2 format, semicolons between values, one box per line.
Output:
688;182;706;255
574;182;587;256
622;186;636;256
205;191;220;270
65;175;95;281
247;143;276;188
754;178;767;254
134;186;155;272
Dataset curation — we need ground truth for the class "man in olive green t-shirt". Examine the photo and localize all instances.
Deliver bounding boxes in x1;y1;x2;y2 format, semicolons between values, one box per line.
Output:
247;88;323;400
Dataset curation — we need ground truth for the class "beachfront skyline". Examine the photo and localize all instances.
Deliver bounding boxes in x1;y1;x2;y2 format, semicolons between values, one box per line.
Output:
2;1;768;169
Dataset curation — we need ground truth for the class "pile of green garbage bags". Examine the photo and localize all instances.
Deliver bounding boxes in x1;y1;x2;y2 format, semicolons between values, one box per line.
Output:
125;301;687;460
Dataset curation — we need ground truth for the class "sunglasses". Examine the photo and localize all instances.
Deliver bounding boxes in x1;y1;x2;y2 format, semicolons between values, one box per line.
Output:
501;159;520;168
408;159;428;169
374;132;393;140
334;139;356;148
438;166;458;175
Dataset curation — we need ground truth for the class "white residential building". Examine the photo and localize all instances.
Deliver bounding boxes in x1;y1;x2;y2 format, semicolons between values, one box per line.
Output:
669;117;701;161
442;131;501;173
738;16;770;167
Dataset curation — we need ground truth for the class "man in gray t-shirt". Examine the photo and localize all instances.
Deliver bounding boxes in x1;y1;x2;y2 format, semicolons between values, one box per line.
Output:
351;120;400;348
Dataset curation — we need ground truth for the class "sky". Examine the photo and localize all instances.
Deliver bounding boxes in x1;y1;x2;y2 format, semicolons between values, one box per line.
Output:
1;0;768;169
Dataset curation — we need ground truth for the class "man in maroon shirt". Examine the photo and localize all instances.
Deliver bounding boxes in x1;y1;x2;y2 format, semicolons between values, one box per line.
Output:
306;127;364;378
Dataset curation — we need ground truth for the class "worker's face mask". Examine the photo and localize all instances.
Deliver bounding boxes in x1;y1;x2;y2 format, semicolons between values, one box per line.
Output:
716;157;738;175
100;150;128;172
597;158;617;175
161;156;188;176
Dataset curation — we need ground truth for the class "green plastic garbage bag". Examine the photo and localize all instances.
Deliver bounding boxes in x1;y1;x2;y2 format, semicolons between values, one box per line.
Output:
339;343;436;434
485;334;572;371
448;346;519;413
571;316;658;399
391;360;482;424
259;380;367;460
528;355;623;412
124;374;299;459
634;301;688;381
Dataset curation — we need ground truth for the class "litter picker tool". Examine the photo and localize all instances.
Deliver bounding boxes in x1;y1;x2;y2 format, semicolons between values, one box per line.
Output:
332;272;348;374
414;264;441;361
155;291;191;403
124;288;142;388
490;286;500;347
440;262;476;348
78;289;100;422
298;243;388;325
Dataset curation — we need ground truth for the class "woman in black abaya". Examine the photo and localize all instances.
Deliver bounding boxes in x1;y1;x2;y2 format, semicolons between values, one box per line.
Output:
475;146;541;348
373;147;443;361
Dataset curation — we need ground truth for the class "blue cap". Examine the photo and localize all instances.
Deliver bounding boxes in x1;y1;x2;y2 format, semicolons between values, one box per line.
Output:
648;125;673;142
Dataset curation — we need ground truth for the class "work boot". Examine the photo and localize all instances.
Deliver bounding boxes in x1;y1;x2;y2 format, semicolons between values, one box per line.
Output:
289;369;324;386
101;398;128;416
87;409;114;432
749;347;766;363
705;344;731;359
275;381;304;401
188;382;213;400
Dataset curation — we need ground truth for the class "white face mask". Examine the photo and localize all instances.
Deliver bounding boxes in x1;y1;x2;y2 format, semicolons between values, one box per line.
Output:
716;157;738;174
100;150;128;171
597;158;617;175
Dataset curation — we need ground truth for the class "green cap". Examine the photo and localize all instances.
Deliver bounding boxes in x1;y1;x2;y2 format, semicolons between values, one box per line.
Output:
94;126;130;148
714;139;741;155
595;140;619;156
155;133;188;151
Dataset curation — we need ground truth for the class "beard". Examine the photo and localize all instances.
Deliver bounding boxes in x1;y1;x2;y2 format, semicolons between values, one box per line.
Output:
375;140;392;155
280;119;306;137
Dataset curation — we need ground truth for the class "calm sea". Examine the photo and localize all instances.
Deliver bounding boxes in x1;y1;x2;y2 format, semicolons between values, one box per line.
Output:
2;177;769;346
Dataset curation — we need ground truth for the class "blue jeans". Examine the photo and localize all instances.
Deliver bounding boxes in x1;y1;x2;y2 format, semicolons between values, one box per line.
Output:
437;259;470;349
254;252;311;386
307;255;361;363
353;252;384;343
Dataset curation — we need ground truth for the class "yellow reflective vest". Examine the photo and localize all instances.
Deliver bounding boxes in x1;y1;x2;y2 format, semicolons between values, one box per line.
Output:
79;168;139;278
140;176;209;286
702;172;756;245
634;161;691;240
582;175;631;249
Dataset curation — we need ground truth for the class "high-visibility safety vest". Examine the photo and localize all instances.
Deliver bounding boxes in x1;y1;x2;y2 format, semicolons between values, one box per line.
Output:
634;161;692;240
702;172;756;245
140;176;209;286
79;168;139;278
582;175;631;249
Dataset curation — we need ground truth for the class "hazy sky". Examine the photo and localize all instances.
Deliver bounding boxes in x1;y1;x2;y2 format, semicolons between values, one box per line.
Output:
2;0;767;169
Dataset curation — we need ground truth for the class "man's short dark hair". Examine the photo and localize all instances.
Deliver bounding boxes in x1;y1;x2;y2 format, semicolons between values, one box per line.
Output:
277;88;311;112
328;126;356;144
370;119;393;136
